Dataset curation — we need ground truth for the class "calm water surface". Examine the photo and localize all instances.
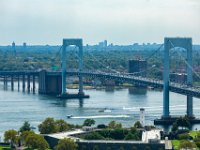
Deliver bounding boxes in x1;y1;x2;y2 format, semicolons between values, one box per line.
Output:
1;82;200;139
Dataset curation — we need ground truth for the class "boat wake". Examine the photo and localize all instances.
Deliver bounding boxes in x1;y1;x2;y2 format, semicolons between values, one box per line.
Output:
71;115;130;119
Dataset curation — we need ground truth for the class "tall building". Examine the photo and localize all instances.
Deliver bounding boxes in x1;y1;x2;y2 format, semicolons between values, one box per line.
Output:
140;108;145;127
12;41;16;56
98;40;108;49
128;59;147;76
23;42;27;49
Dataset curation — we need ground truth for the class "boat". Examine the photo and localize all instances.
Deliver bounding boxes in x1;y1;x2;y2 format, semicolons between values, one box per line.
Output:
98;108;112;113
67;115;73;119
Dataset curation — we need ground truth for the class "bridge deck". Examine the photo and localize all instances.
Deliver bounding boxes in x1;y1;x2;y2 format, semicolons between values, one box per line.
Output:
0;71;200;98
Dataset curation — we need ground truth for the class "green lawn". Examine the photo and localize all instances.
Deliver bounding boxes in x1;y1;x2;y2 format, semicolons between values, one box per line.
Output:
189;131;199;138
0;146;12;150
172;140;180;150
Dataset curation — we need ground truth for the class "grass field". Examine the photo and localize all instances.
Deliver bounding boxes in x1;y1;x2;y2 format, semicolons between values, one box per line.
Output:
172;140;180;150
0;146;12;150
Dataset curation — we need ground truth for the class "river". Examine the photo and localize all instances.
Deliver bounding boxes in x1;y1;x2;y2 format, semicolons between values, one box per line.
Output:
1;82;200;139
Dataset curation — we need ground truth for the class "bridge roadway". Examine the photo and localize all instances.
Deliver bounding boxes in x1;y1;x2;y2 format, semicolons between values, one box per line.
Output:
0;71;200;98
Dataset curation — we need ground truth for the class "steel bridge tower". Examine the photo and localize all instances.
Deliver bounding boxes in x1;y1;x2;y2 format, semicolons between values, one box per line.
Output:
163;37;193;118
60;38;89;99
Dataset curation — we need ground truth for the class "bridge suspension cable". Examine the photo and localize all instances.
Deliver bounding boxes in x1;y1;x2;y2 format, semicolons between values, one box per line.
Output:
145;44;164;61
168;40;200;81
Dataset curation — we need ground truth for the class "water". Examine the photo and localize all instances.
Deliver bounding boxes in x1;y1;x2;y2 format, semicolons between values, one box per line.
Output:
1;82;200;139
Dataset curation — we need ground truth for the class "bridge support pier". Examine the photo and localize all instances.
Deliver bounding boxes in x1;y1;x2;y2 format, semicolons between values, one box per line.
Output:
4;76;8;90
11;76;14;91
27;75;30;93
18;76;20;91
33;75;35;93
22;75;25;92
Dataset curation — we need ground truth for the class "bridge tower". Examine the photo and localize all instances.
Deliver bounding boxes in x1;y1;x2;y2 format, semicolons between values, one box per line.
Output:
60;39;89;99
163;37;193;118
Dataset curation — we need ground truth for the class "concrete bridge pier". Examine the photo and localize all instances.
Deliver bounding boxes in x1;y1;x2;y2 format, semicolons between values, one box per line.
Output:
4;76;8;90
22;75;25;92
18;76;20;91
11;75;14;91
27;75;30;93
33;75;35;93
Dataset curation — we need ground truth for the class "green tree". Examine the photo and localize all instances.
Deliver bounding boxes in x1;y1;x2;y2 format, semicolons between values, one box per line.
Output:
108;121;122;129
19;121;31;132
56;119;71;132
171;122;178;132
55;138;78;150
83;119;95;126
134;121;143;128
38;117;57;134
110;129;128;140
176;116;190;129
25;133;49;150
124;132;140;140
4;129;18;146
83;132;104;140
20;130;35;145
179;140;197;150
178;133;190;140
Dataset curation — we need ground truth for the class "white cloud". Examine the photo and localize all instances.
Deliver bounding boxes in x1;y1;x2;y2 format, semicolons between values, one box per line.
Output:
0;0;199;45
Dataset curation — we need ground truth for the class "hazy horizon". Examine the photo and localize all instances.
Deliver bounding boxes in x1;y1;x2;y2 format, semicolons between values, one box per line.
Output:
0;0;200;45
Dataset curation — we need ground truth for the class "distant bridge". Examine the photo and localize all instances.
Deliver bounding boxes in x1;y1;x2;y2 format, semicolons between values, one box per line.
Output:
1;37;200;124
0;70;200;98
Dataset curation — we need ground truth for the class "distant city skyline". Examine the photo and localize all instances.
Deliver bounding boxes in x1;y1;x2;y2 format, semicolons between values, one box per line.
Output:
0;0;200;45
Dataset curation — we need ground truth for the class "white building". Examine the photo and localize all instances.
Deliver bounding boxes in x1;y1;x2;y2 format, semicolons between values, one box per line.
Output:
140;108;145;127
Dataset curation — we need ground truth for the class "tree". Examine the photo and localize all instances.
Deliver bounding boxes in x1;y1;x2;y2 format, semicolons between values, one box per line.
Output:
134;121;143;128
4;129;18;146
179;140;197;150
83;132;104;140
55;138;78;150
176;116;190;129
83;119;95;126
19;121;31;132
56;119;71;132
38;117;57;134
124;132;140;140
178;133;190;140
171;122;178;132
110;128;128;140
20;130;35;145
25;133;49;150
108;121;122;129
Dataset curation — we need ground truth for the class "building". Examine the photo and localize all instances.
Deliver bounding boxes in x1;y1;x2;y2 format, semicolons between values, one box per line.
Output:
140;108;145;127
23;42;27;49
98;40;108;49
12;41;16;56
128;59;147;77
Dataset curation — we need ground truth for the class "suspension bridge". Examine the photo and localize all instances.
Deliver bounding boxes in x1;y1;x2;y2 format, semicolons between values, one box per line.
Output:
0;37;200;125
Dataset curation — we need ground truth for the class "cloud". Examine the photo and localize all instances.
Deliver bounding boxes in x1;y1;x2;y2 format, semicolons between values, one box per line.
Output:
0;0;199;45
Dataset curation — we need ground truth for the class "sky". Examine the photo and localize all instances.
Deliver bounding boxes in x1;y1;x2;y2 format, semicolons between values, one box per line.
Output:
0;0;200;45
